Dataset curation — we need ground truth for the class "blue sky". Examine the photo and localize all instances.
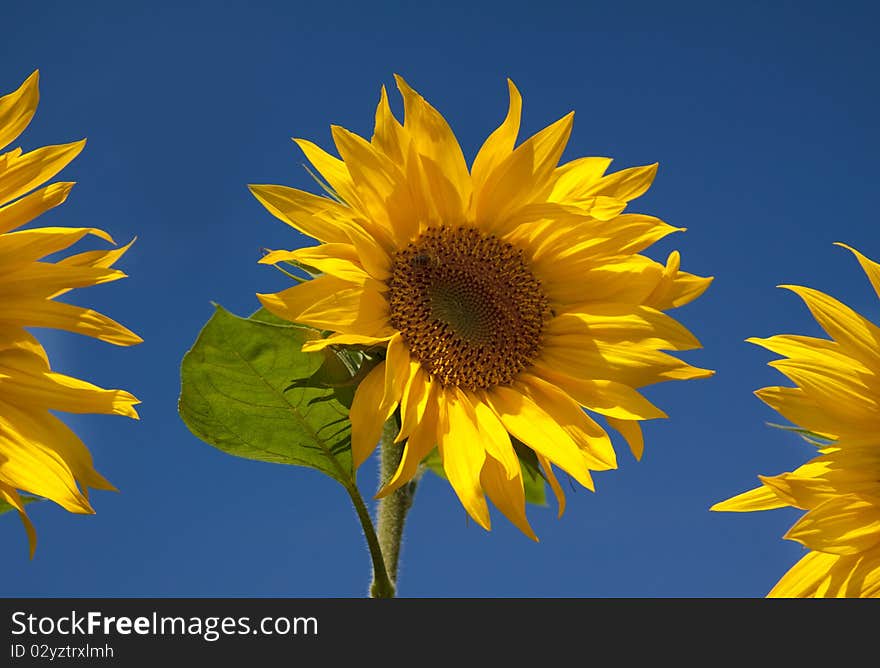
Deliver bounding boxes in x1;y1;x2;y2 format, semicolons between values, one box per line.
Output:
1;0;878;597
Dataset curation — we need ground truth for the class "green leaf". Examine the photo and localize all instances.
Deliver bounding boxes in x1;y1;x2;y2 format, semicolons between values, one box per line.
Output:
255;309;364;411
422;447;444;480
766;422;835;447
302;162;345;204
179;305;354;485
422;442;547;507
285;346;359;410
0;496;40;516
248;306;291;326
516;448;548;507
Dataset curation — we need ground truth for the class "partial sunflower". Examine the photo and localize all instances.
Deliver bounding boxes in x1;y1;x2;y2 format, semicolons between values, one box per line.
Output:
0;71;142;556
713;244;880;597
251;77;712;539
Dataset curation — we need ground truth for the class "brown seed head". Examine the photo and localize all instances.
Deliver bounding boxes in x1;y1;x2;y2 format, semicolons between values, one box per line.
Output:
387;225;551;390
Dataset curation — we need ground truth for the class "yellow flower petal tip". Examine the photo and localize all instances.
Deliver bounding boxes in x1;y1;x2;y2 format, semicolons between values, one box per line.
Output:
831;241;868;257
118;400;141;420
252;77;711;540
0;71;140;556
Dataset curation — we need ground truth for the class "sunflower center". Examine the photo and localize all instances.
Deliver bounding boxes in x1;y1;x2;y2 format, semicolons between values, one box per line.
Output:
387;225;550;390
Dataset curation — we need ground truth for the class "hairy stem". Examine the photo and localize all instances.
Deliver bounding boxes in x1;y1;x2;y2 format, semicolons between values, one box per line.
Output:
345;481;395;599
374;418;418;588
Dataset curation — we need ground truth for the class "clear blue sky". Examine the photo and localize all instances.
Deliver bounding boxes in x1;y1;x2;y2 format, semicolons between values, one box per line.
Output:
1;0;877;597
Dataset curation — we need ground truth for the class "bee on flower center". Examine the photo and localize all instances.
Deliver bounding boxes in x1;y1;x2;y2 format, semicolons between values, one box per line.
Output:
409;253;437;270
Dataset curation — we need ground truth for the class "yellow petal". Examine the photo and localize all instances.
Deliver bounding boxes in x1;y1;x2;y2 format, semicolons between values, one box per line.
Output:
540;338;713;389
748;334;869;374
639;251;714;310
371;85;408;166
526;214;683;269
376;385;438;498
539;253;666;306
257;276;389;335
0;140;85;207
780;284;880;371
600;214;683;256
382;334;411;415
396;365;432;443
802;447;880;503
0;328;49;369
0;181;73;235
1;147;22;164
0;263;126;298
480;454;537;541
536;453;571;516
348;362;391;469
753;386;840;439
291;138;362;209
547;156;612;202
784;495;880;555
0;364;139;418
413;151;468;227
756;457;880;512
348;338;409;471
534;363;666;421
394;75;471;218
498;203;593;260
298;286;390;333
261;244;377;284
517;374;617;470
547;304;702;351
641;250;711;310
710;484;789;512
826;548;880;597
341;214;394;280
476;112;574;230
0;398;109;514
0;484;38;558
330;124;419;244
51;238;136;298
471;79;522;195
248;184;359;245
437;387;490;530
484;384;596;488
0;70;39;152
579;163;658;202
757;473;810;509
606;416;646;460
57;238;134;269
649;270;713;309
0;226;113;267
300;331;394;353
401;142;435;229
25;406;114;492
767;357;880;429
466;391;519;480
768;550;841;598
258;249;305;265
575;196;628;221
835;242;880;302
0;297;142;346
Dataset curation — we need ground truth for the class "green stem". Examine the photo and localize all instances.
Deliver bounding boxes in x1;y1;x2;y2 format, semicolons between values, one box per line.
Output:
344;481;395;598
374;419;418;588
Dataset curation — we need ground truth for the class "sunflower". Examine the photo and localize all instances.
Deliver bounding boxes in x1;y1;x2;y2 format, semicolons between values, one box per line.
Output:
713;244;880;597
0;71;142;556
251;77;712;538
